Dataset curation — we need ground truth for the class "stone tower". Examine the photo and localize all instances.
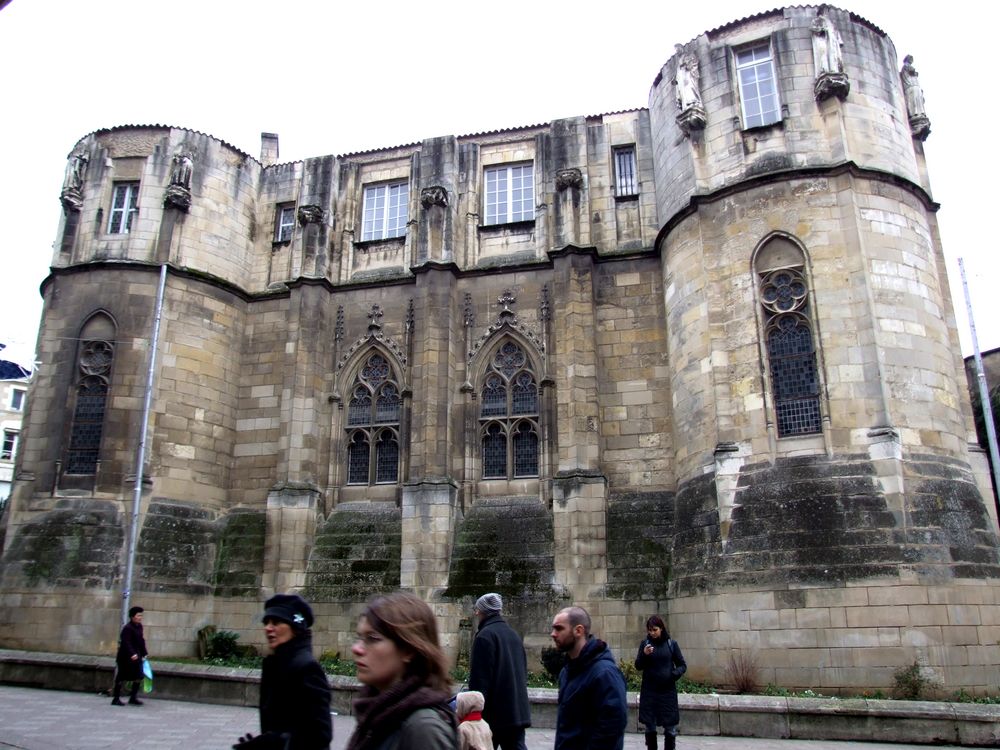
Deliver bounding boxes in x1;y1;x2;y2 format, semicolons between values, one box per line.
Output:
1;6;997;694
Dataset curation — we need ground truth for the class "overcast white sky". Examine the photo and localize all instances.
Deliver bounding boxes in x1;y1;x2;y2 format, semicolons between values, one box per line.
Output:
1;0;996;371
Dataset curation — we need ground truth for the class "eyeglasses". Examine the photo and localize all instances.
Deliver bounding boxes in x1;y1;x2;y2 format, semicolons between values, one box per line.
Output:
354;631;388;647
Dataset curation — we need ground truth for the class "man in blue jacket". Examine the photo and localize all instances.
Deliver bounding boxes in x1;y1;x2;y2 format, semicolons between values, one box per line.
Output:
551;606;628;750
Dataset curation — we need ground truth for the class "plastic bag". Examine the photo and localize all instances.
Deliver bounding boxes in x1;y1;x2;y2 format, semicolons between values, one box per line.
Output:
142;658;153;693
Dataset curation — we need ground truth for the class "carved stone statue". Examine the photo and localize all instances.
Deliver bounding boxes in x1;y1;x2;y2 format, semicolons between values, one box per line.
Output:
811;16;844;76
297;204;324;225
164;151;194;211
811;15;850;101
674;45;703;111
672;44;707;136
170;152;193;189
60;153;88;212
555;168;583;191
420;186;449;209
900;54;930;140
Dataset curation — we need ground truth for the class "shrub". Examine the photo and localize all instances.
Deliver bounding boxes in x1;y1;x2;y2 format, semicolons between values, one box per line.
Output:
725;649;760;694
893;661;932;700
319;651;357;677
206;630;241;660
540;647;567;682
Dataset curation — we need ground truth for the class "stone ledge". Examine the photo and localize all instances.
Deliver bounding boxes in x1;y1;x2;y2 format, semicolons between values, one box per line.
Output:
1;650;997;746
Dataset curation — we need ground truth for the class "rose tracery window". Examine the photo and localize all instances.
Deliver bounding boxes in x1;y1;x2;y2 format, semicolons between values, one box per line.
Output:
345;352;401;485
759;265;821;436
479;340;539;478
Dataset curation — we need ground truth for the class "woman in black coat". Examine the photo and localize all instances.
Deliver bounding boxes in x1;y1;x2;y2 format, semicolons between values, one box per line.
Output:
112;606;147;706
634;615;686;750
235;594;332;750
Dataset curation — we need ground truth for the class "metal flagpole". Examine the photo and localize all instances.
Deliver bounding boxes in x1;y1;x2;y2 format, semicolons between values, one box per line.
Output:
958;258;1000;516
121;263;168;627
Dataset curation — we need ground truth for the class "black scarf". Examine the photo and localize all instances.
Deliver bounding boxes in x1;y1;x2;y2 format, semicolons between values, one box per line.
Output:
345;674;455;750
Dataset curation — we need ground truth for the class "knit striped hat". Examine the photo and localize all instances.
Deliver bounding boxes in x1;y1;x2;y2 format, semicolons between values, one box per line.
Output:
475;593;502;614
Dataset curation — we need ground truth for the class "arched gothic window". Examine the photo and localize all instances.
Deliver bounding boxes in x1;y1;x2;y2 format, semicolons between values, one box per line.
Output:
66;315;116;474
756;238;822;437
480;340;539;478
346;352;401;485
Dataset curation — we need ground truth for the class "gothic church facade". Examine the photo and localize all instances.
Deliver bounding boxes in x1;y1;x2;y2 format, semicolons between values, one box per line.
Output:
2;6;998;693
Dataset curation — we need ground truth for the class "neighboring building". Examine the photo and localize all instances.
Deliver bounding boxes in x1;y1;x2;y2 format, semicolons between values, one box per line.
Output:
1;6;998;694
0;350;30;504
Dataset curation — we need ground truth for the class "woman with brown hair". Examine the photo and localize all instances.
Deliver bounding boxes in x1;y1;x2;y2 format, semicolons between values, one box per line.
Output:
345;591;458;750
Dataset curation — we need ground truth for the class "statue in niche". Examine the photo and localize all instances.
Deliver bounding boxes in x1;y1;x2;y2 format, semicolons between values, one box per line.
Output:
811;15;850;101
673;44;706;136
900;54;931;140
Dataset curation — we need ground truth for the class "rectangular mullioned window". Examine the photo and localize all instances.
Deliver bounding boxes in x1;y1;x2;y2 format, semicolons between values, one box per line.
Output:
2;430;18;461
735;43;781;129
484;164;534;225
613;147;638;197
361;182;409;241
275;204;296;243
108;182;139;234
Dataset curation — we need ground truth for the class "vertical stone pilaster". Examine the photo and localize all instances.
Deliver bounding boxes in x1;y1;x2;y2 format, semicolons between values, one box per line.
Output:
262;483;321;594
400;479;459;599
550;250;600;472
552;472;608;603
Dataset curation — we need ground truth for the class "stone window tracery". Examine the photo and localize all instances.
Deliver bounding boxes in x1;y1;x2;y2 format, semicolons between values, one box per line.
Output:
345;351;401;485
479;340;539;478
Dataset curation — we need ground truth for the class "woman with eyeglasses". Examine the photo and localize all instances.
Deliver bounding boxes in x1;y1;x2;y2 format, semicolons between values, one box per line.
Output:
345;591;458;750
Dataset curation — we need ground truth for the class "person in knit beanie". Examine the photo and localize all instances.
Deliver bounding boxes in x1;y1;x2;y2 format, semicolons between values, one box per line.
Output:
456;691;493;750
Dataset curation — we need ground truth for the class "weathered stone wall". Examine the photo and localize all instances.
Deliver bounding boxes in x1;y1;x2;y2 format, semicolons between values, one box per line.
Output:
1;4;997;695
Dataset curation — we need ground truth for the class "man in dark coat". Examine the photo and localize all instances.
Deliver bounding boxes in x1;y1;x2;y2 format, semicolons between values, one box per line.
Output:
112;605;147;706
550;606;627;750
235;594;332;750
468;593;531;750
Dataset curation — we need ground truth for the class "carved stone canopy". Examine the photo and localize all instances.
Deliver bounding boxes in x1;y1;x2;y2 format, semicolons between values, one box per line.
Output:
297;204;324;225
420;186;449;209
555;168;583;191
814;72;850;102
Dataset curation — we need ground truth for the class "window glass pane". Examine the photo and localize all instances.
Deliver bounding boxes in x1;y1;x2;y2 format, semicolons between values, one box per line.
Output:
513;422;538;477
511;372;537;415
615;148;637;196
375;431;398;483
482;423;506;478
375;384;400;424
347;432;370;484
481;374;507;417
348;386;372;426
11;390;24;411
66;376;108;473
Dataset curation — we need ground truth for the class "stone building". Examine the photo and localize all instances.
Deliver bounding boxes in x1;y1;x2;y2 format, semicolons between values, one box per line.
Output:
2;6;998;694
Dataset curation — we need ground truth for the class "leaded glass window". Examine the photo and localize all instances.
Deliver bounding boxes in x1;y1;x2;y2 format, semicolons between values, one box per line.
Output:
66;339;114;474
479;340;539;479
759;265;821;436
345;352;401;484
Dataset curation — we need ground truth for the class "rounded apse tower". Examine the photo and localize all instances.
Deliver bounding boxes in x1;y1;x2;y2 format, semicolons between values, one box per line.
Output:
650;7;1000;691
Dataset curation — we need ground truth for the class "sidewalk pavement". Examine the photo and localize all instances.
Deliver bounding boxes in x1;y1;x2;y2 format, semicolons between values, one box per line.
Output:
0;684;965;750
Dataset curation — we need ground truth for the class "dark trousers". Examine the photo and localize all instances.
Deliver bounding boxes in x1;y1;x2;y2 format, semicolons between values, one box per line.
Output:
492;726;527;750
112;676;140;701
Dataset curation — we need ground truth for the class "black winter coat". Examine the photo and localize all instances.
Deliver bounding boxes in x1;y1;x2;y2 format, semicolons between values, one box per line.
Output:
555;638;628;750
634;636;686;731
115;620;147;681
468;613;531;731
260;632;333;750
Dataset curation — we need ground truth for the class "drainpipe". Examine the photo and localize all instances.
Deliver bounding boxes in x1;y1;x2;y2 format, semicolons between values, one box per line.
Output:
959;258;1000;521
121;263;168;626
